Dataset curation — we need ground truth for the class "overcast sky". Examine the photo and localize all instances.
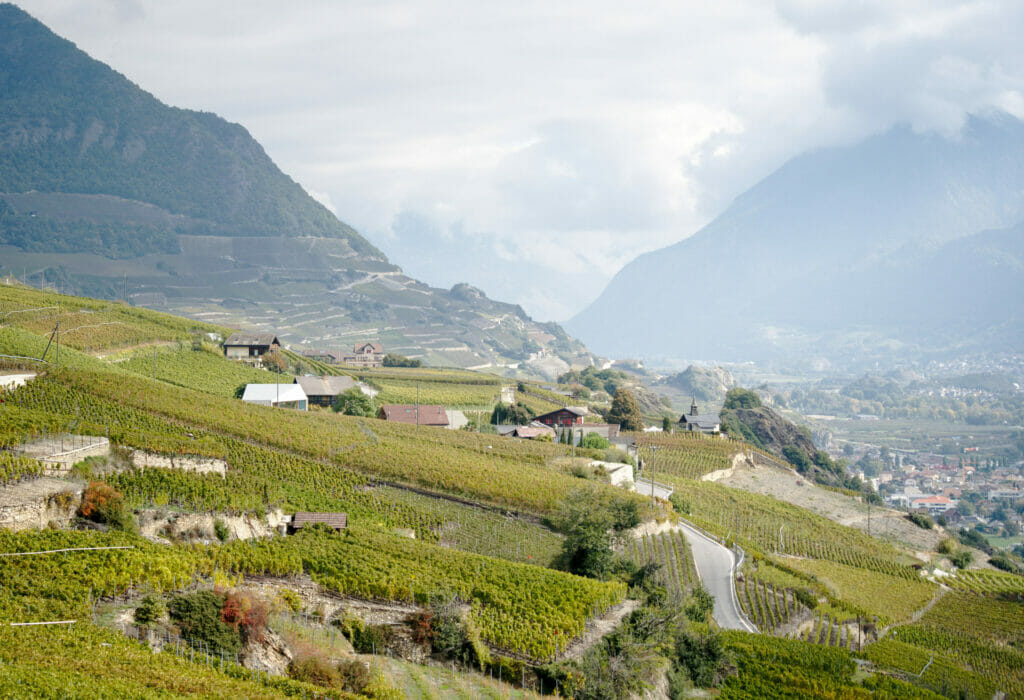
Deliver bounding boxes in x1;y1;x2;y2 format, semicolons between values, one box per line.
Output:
16;0;1024;321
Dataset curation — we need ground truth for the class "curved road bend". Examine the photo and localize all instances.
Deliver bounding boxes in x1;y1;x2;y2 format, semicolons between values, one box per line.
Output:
677;521;758;633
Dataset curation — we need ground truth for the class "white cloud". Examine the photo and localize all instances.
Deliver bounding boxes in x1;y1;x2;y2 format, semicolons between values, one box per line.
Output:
14;0;1024;320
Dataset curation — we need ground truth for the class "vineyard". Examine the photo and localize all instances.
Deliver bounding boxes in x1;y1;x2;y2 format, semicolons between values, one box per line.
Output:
120;346;293;398
623;530;697;601
948;568;1024;594
633;431;739;482
0;283;227;353
0;451;43;484
779;557;937;624
682;481;915;577
371;377;503;409
917;591;1024;644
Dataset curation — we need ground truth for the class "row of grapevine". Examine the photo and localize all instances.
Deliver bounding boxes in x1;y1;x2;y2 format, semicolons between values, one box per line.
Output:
625;530;697;600
0;451;43;484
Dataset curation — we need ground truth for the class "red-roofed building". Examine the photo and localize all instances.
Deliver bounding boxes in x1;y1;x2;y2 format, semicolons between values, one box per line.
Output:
910;495;957;516
534;407;587;428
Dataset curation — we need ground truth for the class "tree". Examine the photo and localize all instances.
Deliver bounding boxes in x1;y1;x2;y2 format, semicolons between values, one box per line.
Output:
608;388;644;431
723;388;761;409
580;432;611;450
382;353;422;368
262;347;288;373
662;416;672;433
332;387;375;417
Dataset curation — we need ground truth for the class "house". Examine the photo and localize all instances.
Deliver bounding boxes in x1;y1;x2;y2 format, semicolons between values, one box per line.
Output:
342;342;384;368
223;332;280;361
240;383;308;410
534;407;587;428
678;399;720;435
378;404;449;427
289;512;347;533
301;349;338;364
910;495;957;516
294;375;357;407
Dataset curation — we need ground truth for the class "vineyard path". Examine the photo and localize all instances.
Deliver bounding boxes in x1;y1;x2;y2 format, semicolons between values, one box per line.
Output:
674;521;758;633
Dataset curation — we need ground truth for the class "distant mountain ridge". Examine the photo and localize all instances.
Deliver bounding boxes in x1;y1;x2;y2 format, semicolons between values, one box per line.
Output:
567;114;1024;367
0;4;593;374
0;3;379;256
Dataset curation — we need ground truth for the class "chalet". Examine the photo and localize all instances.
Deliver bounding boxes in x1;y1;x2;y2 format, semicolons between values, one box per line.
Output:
678;399;720;435
223;332;280;361
301;349;338;364
534;407;587;428
294;375;357;407
342;342;384;368
378;404;449;427
289;512;347;533
240;383;308;410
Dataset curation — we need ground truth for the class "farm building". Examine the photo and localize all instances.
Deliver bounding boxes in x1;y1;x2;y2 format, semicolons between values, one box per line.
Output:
223;332;280;361
300;349;338;364
294;375;357;407
342;342;384;368
534;406;587;428
678;399;720;435
289;512;347;533
497;421;557;440
378;404;449;427
241;383;308;410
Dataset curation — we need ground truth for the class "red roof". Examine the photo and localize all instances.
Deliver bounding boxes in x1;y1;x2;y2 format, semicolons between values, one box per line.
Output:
378;404;449;426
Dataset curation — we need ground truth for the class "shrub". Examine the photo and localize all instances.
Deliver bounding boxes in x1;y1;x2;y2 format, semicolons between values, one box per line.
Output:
905;512;934;530
279;589;303;613
579;432;611;450
167;591;241;656
407;610;434;645
213;518;230;543
989;553;1021;573
949;550;973;569
134;594;165;627
288;653;341;688
937;538;957;555
793;588;819;610
723;388;761;409
220;591;269;644
685;585;715;623
337;658;371;693
674;628;734;688
340;616;394;654
78;481;135;532
332;387;375;417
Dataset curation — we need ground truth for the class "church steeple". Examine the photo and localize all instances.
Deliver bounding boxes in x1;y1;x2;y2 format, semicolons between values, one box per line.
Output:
690;397;698;416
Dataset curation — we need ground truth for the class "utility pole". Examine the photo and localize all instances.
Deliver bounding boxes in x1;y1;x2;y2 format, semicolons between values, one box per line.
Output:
649;445;659;503
416;382;420;429
54;321;59;369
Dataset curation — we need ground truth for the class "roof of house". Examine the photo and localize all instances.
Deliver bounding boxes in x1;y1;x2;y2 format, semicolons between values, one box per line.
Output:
535;406;588;420
354;342;384;353
225;332;280;347
911;496;953;505
514;424;556;439
291;512;347;530
294;375;356;397
679;413;720;427
241;383;308;404
378;404;449;426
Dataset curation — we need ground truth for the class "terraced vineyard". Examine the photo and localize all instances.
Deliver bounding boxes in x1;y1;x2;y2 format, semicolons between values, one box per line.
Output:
917;591;1024;644
0;284;226;352
737;576;803;634
780;557;937;624
948;568;1024;594
683;481;916;577
120;346;292;398
624;529;697;601
633;431;740;482
0;452;42;484
371;377;503;409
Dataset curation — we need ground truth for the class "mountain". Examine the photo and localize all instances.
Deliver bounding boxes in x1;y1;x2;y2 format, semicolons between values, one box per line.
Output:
567;114;1024;368
0;4;592;374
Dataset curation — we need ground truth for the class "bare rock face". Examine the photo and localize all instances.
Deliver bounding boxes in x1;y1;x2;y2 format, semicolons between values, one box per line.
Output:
240;628;293;676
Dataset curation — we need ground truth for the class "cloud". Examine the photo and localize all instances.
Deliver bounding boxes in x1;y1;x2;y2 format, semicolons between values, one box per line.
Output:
14;0;1024;322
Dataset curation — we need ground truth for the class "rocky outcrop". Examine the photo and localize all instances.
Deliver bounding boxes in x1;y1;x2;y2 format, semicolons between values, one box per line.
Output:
0;477;82;530
129;451;227;477
240;628;293;675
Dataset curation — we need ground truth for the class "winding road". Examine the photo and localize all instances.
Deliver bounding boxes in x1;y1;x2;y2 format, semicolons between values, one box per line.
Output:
677;520;758;633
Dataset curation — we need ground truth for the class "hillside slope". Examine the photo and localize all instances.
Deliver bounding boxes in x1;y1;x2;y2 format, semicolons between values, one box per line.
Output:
567;114;1024;367
0;4;591;374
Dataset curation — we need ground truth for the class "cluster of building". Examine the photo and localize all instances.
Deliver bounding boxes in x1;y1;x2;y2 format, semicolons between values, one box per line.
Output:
876;455;1023;528
222;332;384;369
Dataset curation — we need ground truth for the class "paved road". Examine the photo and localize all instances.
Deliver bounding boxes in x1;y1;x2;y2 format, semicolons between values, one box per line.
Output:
634;477;673;501
677;521;758;633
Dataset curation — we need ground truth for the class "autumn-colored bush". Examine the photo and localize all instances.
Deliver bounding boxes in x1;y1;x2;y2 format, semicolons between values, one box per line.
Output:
220;591;269;644
78;481;134;531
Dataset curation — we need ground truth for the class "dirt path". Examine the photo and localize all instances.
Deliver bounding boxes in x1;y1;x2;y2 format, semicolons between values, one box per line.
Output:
559;599;640;660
